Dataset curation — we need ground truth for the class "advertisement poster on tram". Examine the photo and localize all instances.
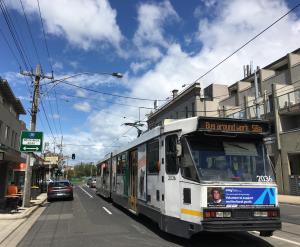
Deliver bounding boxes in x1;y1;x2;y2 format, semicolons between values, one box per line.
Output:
207;187;276;207
138;144;147;201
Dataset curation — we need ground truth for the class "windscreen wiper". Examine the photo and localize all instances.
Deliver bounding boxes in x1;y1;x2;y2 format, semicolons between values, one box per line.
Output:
227;143;249;151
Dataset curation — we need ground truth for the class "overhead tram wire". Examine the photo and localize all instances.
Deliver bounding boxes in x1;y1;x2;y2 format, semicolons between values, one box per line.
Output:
36;0;53;73
191;2;300;84
52;91;154;110
60;81;166;102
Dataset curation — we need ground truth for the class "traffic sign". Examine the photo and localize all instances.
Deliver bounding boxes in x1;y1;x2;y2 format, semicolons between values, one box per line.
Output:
20;131;43;153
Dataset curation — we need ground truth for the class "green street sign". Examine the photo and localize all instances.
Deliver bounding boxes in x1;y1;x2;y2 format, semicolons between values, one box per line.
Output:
20;131;43;153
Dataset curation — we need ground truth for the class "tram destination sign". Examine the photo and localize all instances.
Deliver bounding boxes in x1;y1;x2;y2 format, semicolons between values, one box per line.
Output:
198;118;269;134
20;131;43;152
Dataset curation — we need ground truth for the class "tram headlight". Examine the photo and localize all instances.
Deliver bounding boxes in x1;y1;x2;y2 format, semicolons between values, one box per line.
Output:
205;211;231;218
223;211;231;218
216;212;223;218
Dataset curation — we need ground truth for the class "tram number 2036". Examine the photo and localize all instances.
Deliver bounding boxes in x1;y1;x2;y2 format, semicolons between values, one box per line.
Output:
257;175;273;182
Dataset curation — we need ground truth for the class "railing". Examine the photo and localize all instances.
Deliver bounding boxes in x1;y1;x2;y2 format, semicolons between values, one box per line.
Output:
278;89;300;110
263;70;289;85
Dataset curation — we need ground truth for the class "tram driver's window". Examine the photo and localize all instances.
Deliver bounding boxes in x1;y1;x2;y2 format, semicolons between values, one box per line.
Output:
147;139;159;174
166;135;179;174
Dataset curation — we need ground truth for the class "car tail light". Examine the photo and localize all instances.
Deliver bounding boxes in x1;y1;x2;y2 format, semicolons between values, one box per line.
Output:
268;210;279;217
48;187;53;193
66;186;73;192
254;210;278;217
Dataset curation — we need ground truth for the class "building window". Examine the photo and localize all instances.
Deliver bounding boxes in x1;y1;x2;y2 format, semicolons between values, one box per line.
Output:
15;133;18;149
185;106;188;118
289;154;300;175
165;135;179;174
147;139;159;174
192;103;195;117
176;112;179;119
5;126;9;141
11;130;14;147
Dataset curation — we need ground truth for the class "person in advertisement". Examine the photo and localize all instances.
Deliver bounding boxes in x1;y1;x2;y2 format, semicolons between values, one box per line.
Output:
209;187;224;206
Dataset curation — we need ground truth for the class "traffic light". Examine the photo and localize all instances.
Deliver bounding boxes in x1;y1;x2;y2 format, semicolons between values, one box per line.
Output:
72;153;75;160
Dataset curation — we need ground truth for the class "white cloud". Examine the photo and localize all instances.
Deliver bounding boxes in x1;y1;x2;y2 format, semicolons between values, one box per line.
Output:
130;61;151;74
51;113;60;119
53;62;63;70
8;0;123;52
75;90;87;97
73;101;91;112
133;0;179;60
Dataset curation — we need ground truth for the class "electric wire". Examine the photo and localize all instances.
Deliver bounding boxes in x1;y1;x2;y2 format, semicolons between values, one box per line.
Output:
51;91;153;109
0;0;33;72
19;0;41;65
60;80;165;102
40;97;56;142
53;89;63;139
36;0;53;73
192;2;300;83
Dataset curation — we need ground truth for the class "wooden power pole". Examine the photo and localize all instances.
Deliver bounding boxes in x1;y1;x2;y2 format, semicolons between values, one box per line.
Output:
21;64;53;207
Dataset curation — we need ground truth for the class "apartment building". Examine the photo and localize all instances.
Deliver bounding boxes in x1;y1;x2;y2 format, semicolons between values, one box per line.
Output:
147;48;300;195
0;78;26;199
147;83;229;129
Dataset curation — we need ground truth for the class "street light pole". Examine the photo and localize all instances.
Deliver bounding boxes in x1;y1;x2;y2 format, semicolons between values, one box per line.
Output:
21;64;53;207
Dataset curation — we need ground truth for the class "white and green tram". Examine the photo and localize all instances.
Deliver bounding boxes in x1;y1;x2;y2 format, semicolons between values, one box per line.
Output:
96;116;281;238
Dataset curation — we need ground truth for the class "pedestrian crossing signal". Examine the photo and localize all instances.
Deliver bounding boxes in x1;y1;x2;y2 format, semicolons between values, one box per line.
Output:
72;153;75;160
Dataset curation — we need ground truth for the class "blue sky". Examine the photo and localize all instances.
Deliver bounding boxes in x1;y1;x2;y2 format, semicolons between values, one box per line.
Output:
0;0;299;163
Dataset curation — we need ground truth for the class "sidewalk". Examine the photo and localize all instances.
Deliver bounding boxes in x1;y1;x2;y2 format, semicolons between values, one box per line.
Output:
278;194;300;205
0;193;47;245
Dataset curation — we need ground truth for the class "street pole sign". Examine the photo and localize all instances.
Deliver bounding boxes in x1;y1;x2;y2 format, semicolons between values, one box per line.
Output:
20;131;43;152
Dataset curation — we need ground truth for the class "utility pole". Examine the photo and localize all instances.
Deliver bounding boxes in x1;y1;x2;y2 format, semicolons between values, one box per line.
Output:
21;64;53;207
254;67;261;119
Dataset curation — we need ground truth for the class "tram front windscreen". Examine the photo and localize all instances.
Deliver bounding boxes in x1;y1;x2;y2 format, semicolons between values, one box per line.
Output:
182;135;275;183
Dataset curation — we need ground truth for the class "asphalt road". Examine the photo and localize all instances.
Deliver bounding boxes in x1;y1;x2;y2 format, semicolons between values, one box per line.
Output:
18;186;300;247
280;203;300;225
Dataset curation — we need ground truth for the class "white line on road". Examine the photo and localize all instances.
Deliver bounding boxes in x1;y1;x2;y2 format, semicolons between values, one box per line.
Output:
79;186;93;198
252;231;300;246
272;235;300;246
102;207;112;215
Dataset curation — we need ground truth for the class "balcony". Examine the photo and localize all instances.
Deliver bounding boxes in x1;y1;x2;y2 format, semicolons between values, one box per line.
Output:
278;89;300;116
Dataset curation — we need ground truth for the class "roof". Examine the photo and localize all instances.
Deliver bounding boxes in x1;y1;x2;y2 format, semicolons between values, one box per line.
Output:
0;78;26;114
148;82;201;119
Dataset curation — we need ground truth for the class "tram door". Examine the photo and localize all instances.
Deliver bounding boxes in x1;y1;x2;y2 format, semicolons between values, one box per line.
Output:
129;150;138;212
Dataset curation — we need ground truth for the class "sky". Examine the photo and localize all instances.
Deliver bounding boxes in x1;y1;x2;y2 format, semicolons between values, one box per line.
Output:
0;0;300;164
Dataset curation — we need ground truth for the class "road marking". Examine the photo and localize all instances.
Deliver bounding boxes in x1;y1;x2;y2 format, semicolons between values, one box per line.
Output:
79;186;93;198
271;235;300;246
102;206;112;215
252;231;300;246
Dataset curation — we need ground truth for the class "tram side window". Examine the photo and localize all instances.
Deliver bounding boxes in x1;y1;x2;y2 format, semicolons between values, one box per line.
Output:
117;153;126;175
180;138;199;182
147;139;160;174
166;135;178;174
97;165;102;176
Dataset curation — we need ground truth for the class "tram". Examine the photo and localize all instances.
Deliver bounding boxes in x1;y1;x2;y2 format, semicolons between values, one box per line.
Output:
96;116;281;238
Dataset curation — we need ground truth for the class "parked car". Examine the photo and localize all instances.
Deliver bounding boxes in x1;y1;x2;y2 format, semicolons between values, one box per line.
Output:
90;178;96;188
47;180;73;202
86;177;92;187
86;177;96;188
